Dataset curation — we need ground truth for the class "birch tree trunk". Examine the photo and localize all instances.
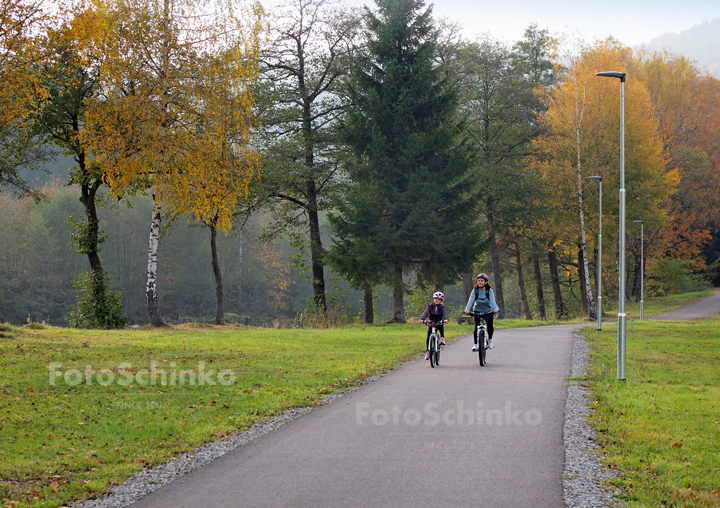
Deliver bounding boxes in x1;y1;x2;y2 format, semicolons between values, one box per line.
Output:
576;163;596;318
571;65;596;320
146;193;162;325
578;246;589;315
513;231;532;320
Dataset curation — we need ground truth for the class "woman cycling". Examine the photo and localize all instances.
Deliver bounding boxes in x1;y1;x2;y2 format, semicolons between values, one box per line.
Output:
464;273;500;351
419;291;449;361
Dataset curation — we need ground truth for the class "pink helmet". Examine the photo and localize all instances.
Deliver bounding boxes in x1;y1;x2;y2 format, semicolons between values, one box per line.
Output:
432;291;445;300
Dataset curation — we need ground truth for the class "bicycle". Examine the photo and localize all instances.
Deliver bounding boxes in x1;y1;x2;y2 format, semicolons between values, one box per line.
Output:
470;312;493;366
423;321;444;368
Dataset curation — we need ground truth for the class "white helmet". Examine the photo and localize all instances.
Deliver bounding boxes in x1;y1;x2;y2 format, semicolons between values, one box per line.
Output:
432;291;445;300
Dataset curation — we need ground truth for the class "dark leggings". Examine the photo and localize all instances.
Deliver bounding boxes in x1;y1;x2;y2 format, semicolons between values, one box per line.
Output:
426;324;445;351
473;313;494;344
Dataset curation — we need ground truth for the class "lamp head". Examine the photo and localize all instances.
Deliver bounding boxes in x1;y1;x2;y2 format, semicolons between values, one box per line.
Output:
587;176;602;181
633;220;643;224
596;71;626;82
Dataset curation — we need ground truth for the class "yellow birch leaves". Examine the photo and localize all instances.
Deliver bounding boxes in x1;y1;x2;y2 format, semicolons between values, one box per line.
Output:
80;0;265;232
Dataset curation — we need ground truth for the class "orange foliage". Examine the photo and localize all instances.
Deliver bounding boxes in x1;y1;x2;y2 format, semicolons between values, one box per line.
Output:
633;51;720;264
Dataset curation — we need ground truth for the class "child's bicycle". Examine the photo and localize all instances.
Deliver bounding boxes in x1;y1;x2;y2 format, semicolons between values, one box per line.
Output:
423;321;444;368
470;311;493;366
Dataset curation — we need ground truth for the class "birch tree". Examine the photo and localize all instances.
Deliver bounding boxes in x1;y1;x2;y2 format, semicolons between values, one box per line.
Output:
82;0;265;324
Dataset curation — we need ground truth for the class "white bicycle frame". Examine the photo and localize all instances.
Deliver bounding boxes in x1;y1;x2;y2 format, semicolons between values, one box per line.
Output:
473;314;489;349
426;322;442;352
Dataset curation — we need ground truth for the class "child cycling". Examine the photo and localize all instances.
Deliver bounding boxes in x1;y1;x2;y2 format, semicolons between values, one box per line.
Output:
419;291;449;361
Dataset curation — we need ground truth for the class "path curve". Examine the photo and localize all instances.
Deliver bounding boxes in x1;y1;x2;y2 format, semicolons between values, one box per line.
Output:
649;288;720;320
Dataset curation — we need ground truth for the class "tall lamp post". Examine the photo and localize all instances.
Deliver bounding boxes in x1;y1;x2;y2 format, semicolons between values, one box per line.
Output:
596;70;627;381
588;176;602;330
634;220;644;321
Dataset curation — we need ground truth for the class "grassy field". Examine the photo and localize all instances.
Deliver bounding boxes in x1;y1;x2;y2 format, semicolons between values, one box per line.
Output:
583;313;720;507
0;289;715;508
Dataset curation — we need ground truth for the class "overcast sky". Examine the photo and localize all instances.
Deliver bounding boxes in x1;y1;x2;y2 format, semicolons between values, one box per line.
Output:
423;0;720;46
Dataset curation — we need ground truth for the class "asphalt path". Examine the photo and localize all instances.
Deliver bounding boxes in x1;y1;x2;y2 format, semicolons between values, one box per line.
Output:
130;324;578;508
649;288;720;320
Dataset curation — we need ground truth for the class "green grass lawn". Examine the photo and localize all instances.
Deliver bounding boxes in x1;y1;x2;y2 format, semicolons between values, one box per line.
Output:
583;315;720;507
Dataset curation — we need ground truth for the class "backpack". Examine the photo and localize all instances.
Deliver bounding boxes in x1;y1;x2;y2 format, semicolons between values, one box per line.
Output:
474;287;490;301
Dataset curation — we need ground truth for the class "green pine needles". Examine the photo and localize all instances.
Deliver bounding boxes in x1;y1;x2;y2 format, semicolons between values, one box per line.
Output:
330;0;477;322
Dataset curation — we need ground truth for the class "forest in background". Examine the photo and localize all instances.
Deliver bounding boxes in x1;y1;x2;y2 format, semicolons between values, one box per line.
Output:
1;0;719;328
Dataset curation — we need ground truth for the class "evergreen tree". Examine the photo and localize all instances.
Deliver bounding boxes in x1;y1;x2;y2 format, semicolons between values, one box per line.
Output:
330;0;476;322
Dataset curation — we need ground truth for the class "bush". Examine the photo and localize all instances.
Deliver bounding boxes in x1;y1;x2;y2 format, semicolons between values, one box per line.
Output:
647;258;711;295
67;270;127;329
294;301;358;329
22;323;46;330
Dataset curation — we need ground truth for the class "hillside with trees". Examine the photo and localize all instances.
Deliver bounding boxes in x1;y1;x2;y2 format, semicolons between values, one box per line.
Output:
643;18;720;77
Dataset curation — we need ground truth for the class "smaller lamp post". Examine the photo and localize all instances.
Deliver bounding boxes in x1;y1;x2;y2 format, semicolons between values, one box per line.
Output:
634;220;644;320
588;176;602;330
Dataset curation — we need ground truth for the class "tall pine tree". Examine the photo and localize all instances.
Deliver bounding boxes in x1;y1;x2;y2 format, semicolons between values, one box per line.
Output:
330;0;476;322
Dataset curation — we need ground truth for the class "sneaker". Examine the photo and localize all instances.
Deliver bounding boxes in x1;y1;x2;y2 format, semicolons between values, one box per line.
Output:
425;351;430;360
488;339;494;349
440;337;446;345
472;344;478;352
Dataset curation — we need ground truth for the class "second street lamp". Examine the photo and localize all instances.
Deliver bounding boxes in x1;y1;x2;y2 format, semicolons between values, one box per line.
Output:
588;176;602;330
596;70;627;381
634;220;644;321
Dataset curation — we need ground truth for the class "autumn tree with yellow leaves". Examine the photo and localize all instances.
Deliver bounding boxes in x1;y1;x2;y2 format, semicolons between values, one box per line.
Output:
81;0;265;324
530;39;677;315
0;0;51;196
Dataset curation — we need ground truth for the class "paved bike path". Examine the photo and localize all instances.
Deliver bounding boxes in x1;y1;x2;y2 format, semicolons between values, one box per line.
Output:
130;324;577;508
649;288;720;320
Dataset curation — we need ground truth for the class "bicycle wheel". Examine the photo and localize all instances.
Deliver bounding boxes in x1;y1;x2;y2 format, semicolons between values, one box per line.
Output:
479;330;486;366
430;333;437;368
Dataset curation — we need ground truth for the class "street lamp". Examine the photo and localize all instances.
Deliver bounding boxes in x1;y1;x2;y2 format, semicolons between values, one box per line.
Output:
634;220;644;321
588;176;602;330
596;70;627;381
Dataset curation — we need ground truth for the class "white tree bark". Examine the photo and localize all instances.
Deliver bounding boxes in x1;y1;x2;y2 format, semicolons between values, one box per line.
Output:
146;193;162;325
572;73;596;319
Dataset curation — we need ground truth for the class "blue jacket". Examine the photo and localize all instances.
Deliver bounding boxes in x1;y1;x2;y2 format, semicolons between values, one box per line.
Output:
465;287;499;314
